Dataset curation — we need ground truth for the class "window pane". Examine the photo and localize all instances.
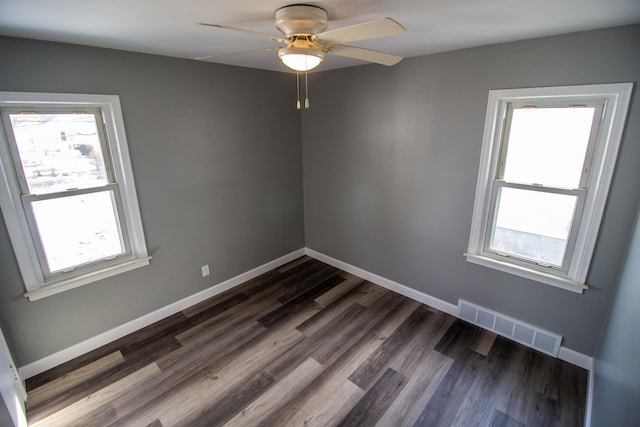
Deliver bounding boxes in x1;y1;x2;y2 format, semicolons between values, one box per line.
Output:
31;191;125;273
489;187;577;267
9;113;108;194
503;107;595;188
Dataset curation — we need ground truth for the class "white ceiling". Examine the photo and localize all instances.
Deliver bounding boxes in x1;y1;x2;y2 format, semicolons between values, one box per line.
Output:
1;0;639;73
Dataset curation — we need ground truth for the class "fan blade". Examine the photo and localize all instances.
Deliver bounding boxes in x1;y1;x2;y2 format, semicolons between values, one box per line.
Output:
317;18;405;46
327;45;403;66
196;47;280;61
198;23;286;43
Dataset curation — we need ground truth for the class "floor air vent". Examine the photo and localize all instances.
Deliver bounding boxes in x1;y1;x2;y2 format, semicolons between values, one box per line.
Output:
458;299;562;357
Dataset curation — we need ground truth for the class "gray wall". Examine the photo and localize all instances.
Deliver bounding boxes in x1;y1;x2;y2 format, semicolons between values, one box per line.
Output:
0;24;638;368
0;397;12;427
302;24;640;355
0;36;305;366
591;199;640;426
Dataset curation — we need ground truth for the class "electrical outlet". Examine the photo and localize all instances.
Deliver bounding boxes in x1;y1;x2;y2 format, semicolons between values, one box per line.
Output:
201;264;210;277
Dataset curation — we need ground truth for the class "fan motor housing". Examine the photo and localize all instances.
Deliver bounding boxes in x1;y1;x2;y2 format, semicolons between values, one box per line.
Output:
275;5;328;36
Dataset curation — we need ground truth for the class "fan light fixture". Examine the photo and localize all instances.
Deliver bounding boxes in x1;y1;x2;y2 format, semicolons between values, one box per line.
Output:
197;4;406;108
278;47;324;71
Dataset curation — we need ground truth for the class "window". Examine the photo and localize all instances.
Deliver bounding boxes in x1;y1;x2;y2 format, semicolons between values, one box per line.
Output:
466;84;632;293
0;92;149;300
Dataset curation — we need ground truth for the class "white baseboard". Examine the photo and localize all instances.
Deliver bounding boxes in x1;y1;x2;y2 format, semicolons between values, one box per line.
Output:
558;346;594;371
304;248;459;317
19;246;593;380
304;248;594;371
584;362;595;427
19;248;306;379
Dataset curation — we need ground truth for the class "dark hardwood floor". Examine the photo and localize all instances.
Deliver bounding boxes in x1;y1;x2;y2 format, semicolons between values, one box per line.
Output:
25;256;587;426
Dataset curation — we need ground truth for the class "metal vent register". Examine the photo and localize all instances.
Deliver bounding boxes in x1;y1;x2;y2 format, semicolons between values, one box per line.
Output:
458;299;562;357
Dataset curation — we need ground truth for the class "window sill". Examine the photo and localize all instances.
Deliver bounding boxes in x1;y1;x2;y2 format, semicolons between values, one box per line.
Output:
464;253;586;294
24;256;152;301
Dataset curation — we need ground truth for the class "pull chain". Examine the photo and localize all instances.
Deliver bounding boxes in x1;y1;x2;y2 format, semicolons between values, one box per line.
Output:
304;71;310;109
296;71;301;110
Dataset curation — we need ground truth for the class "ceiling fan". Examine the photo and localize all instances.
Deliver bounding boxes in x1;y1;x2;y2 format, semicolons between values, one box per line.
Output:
196;4;406;72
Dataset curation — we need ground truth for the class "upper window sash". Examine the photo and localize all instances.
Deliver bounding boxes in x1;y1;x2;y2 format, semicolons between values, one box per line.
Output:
496;100;605;191
1;108;116;196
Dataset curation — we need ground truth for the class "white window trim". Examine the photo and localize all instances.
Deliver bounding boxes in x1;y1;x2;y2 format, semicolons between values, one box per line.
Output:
465;83;633;294
0;92;150;301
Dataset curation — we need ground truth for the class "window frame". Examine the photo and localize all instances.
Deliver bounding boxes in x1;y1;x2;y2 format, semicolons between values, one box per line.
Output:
465;83;633;294
486;99;604;273
1;107;131;279
0;92;150;300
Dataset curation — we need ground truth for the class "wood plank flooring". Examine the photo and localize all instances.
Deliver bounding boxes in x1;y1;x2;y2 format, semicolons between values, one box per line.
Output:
25;256;587;426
